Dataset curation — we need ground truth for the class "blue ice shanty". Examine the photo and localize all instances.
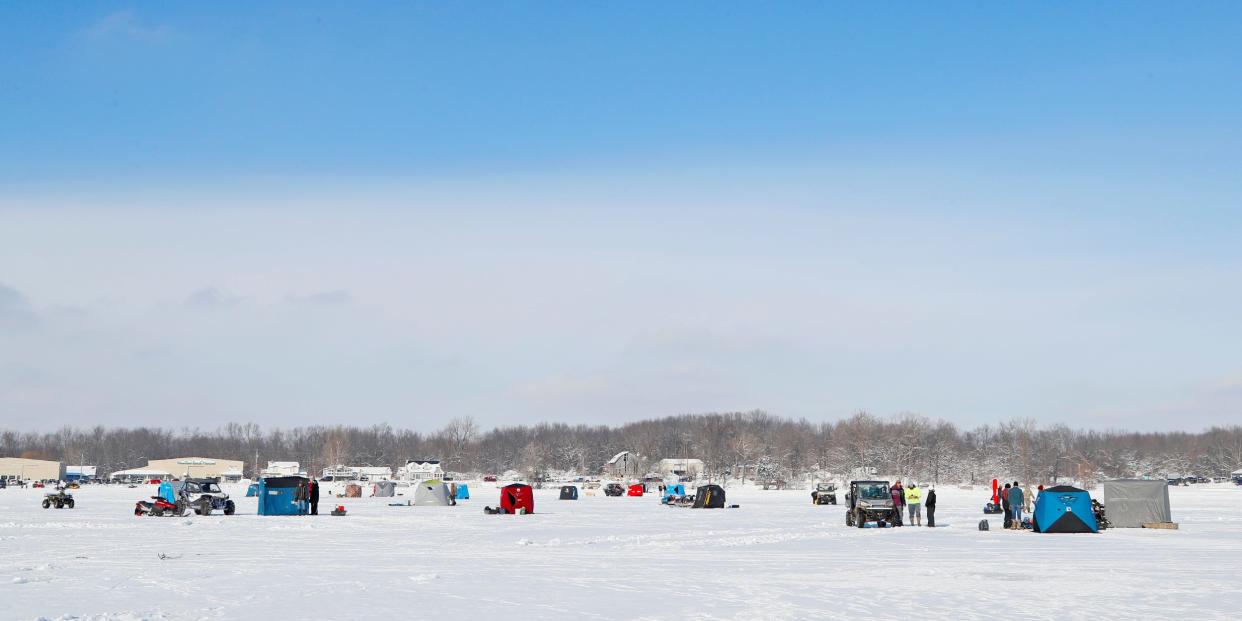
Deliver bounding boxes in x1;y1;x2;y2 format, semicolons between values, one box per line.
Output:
257;476;310;516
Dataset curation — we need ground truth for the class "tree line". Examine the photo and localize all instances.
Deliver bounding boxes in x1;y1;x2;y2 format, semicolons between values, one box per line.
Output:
4;412;1240;485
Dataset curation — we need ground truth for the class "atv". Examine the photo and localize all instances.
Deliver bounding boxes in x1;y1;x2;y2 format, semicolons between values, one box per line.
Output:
603;483;626;497
844;480;901;528
179;477;236;515
42;488;75;509
812;483;837;505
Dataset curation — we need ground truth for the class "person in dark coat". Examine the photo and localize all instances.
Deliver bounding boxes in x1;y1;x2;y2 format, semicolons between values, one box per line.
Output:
1001;482;1012;529
925;486;937;527
890;482;905;526
308;478;320;515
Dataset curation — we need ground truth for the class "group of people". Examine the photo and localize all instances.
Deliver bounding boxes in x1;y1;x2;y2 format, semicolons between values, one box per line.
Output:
999;481;1040;529
889;481;937;527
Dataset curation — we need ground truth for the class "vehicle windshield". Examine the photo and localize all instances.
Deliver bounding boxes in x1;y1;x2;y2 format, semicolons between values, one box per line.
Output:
185;482;221;494
858;484;889;500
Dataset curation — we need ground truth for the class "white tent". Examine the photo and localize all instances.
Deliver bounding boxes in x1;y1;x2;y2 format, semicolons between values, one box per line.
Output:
413;479;454;506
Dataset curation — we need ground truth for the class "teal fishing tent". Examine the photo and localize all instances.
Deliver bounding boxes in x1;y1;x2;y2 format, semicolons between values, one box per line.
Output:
1033;485;1098;533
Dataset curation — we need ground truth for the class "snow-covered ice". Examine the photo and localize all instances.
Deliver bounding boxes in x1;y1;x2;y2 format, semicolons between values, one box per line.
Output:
2;482;1240;620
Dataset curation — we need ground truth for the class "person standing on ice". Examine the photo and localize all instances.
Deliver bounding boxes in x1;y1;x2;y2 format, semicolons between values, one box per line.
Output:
904;482;922;526
925;486;937;527
1001;483;1013;529
890;481;906;526
308;477;320;516
1022;483;1034;514
1009;482;1024;529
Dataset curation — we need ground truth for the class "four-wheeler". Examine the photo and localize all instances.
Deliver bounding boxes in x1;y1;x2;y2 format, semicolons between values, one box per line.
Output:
604;483;625;497
179;477;236;515
42;488;75;509
844;480;901;528
811;483;838;505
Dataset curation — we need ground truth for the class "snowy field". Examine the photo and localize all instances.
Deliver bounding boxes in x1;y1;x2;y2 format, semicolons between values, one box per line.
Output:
1;482;1240;620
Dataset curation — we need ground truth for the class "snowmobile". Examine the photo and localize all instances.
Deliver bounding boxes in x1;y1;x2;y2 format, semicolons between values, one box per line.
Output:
179;477;236;516
603;483;625;497
42;488;75;509
135;495;187;517
1092;499;1110;530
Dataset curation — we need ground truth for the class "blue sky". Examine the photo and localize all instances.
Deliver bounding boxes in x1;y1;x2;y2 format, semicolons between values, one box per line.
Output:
1;3;1240;431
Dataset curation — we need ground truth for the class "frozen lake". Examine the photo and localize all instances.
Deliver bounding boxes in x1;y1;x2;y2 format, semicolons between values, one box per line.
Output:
1;481;1240;620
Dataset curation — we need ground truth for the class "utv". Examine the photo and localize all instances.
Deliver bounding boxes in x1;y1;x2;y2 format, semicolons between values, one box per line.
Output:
42;488;75;509
844;480;901;528
811;483;837;505
604;483;626;497
180;477;236;515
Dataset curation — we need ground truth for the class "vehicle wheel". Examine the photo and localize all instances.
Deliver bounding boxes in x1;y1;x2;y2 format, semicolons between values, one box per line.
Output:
175;502;188;517
55;500;64;509
224;500;235;516
856;511;866;528
199;498;212;516
42;499;50;509
66;498;74;509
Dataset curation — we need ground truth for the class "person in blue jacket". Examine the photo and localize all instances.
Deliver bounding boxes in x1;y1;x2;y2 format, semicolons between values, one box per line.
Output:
1008;481;1024;529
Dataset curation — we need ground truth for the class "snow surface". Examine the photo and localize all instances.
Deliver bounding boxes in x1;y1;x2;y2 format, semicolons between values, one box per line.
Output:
1;482;1240;620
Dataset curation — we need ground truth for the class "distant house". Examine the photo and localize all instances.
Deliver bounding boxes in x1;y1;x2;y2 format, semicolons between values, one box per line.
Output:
605;451;636;477
653;458;704;479
320;465;393;481
260;461;305;478
396;459;444;481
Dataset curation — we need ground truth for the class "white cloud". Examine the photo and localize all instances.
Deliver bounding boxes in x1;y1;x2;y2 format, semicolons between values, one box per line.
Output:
83;11;173;43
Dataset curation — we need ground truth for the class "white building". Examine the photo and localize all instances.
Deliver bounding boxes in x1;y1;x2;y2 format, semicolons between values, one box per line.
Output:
65;465;98;481
396;459;444;481
320;465;393;481
109;468;172;483
261;461;305;477
654;458;705;478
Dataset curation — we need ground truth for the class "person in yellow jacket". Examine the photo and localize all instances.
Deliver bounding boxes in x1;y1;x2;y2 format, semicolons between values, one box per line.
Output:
904;483;923;526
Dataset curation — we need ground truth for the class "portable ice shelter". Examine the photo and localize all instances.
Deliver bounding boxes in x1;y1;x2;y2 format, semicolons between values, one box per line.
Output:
559;485;579;500
627;484;644;497
500;483;534;514
245;483;259;497
1032;485;1098;533
257;476;310;516
158;481;177;503
662;483;686;504
455;483;470;500
344;483;362;498
692;484;726;508
1102;480;1172;527
372;481;396;497
413;479;454;506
